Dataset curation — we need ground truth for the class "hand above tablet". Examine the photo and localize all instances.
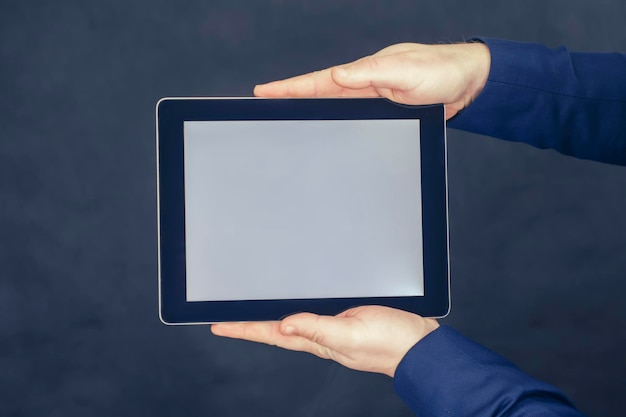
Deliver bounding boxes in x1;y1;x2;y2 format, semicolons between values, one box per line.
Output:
254;41;491;119
211;305;439;377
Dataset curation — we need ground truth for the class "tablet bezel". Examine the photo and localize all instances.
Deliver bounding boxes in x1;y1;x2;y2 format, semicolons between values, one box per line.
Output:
157;97;449;324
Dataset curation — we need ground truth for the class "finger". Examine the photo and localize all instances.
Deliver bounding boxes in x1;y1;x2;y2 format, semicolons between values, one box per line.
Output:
280;313;354;352
254;68;380;98
331;54;414;92
211;321;334;358
254;68;340;97
211;321;280;343
336;306;363;319
373;42;419;57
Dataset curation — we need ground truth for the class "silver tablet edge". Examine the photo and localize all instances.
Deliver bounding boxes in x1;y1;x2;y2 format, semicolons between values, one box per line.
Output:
156;98;166;325
155;98;451;324
440;107;452;320
156;97;259;326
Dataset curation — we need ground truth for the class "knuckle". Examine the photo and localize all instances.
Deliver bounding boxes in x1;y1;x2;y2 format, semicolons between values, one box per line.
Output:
240;324;251;340
309;327;325;345
310;331;324;345
314;344;331;360
309;316;325;345
365;56;380;71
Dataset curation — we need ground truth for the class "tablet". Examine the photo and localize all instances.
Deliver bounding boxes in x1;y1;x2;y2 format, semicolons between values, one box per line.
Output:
156;97;449;324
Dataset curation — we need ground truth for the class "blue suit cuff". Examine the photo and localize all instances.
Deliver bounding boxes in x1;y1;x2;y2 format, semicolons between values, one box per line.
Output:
393;325;582;417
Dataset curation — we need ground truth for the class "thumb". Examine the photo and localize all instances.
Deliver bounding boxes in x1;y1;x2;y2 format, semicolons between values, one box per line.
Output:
280;313;352;350
331;54;413;91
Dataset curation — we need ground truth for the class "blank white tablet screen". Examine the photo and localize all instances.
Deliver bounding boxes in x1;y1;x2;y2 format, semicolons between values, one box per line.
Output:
183;119;424;301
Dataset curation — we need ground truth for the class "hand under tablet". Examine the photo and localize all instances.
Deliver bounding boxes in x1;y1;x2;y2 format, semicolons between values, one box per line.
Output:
211;305;439;377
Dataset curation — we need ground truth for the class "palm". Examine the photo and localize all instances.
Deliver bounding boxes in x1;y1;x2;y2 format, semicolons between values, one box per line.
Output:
212;305;438;377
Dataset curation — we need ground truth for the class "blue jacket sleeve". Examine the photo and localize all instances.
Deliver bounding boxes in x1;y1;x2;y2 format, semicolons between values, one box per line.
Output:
394;326;586;417
448;38;626;166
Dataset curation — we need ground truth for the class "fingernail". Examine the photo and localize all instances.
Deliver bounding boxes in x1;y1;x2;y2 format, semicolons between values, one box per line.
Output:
282;325;296;335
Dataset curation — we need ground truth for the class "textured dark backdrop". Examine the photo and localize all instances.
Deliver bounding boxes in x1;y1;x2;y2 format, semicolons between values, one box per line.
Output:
1;1;625;416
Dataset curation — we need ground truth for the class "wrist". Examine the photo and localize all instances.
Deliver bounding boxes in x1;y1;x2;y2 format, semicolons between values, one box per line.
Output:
464;42;491;106
386;317;440;378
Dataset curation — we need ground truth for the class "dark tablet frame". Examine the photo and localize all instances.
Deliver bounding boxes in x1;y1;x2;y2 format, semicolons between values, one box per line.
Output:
157;98;449;324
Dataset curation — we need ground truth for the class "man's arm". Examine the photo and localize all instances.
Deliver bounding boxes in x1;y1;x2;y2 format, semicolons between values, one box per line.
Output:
394;326;586;417
212;309;587;417
449;38;626;165
213;38;619;416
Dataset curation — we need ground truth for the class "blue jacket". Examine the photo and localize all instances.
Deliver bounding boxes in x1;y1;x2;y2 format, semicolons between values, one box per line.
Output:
394;39;626;416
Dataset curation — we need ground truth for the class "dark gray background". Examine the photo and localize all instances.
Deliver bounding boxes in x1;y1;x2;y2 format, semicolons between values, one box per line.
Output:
1;1;624;416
